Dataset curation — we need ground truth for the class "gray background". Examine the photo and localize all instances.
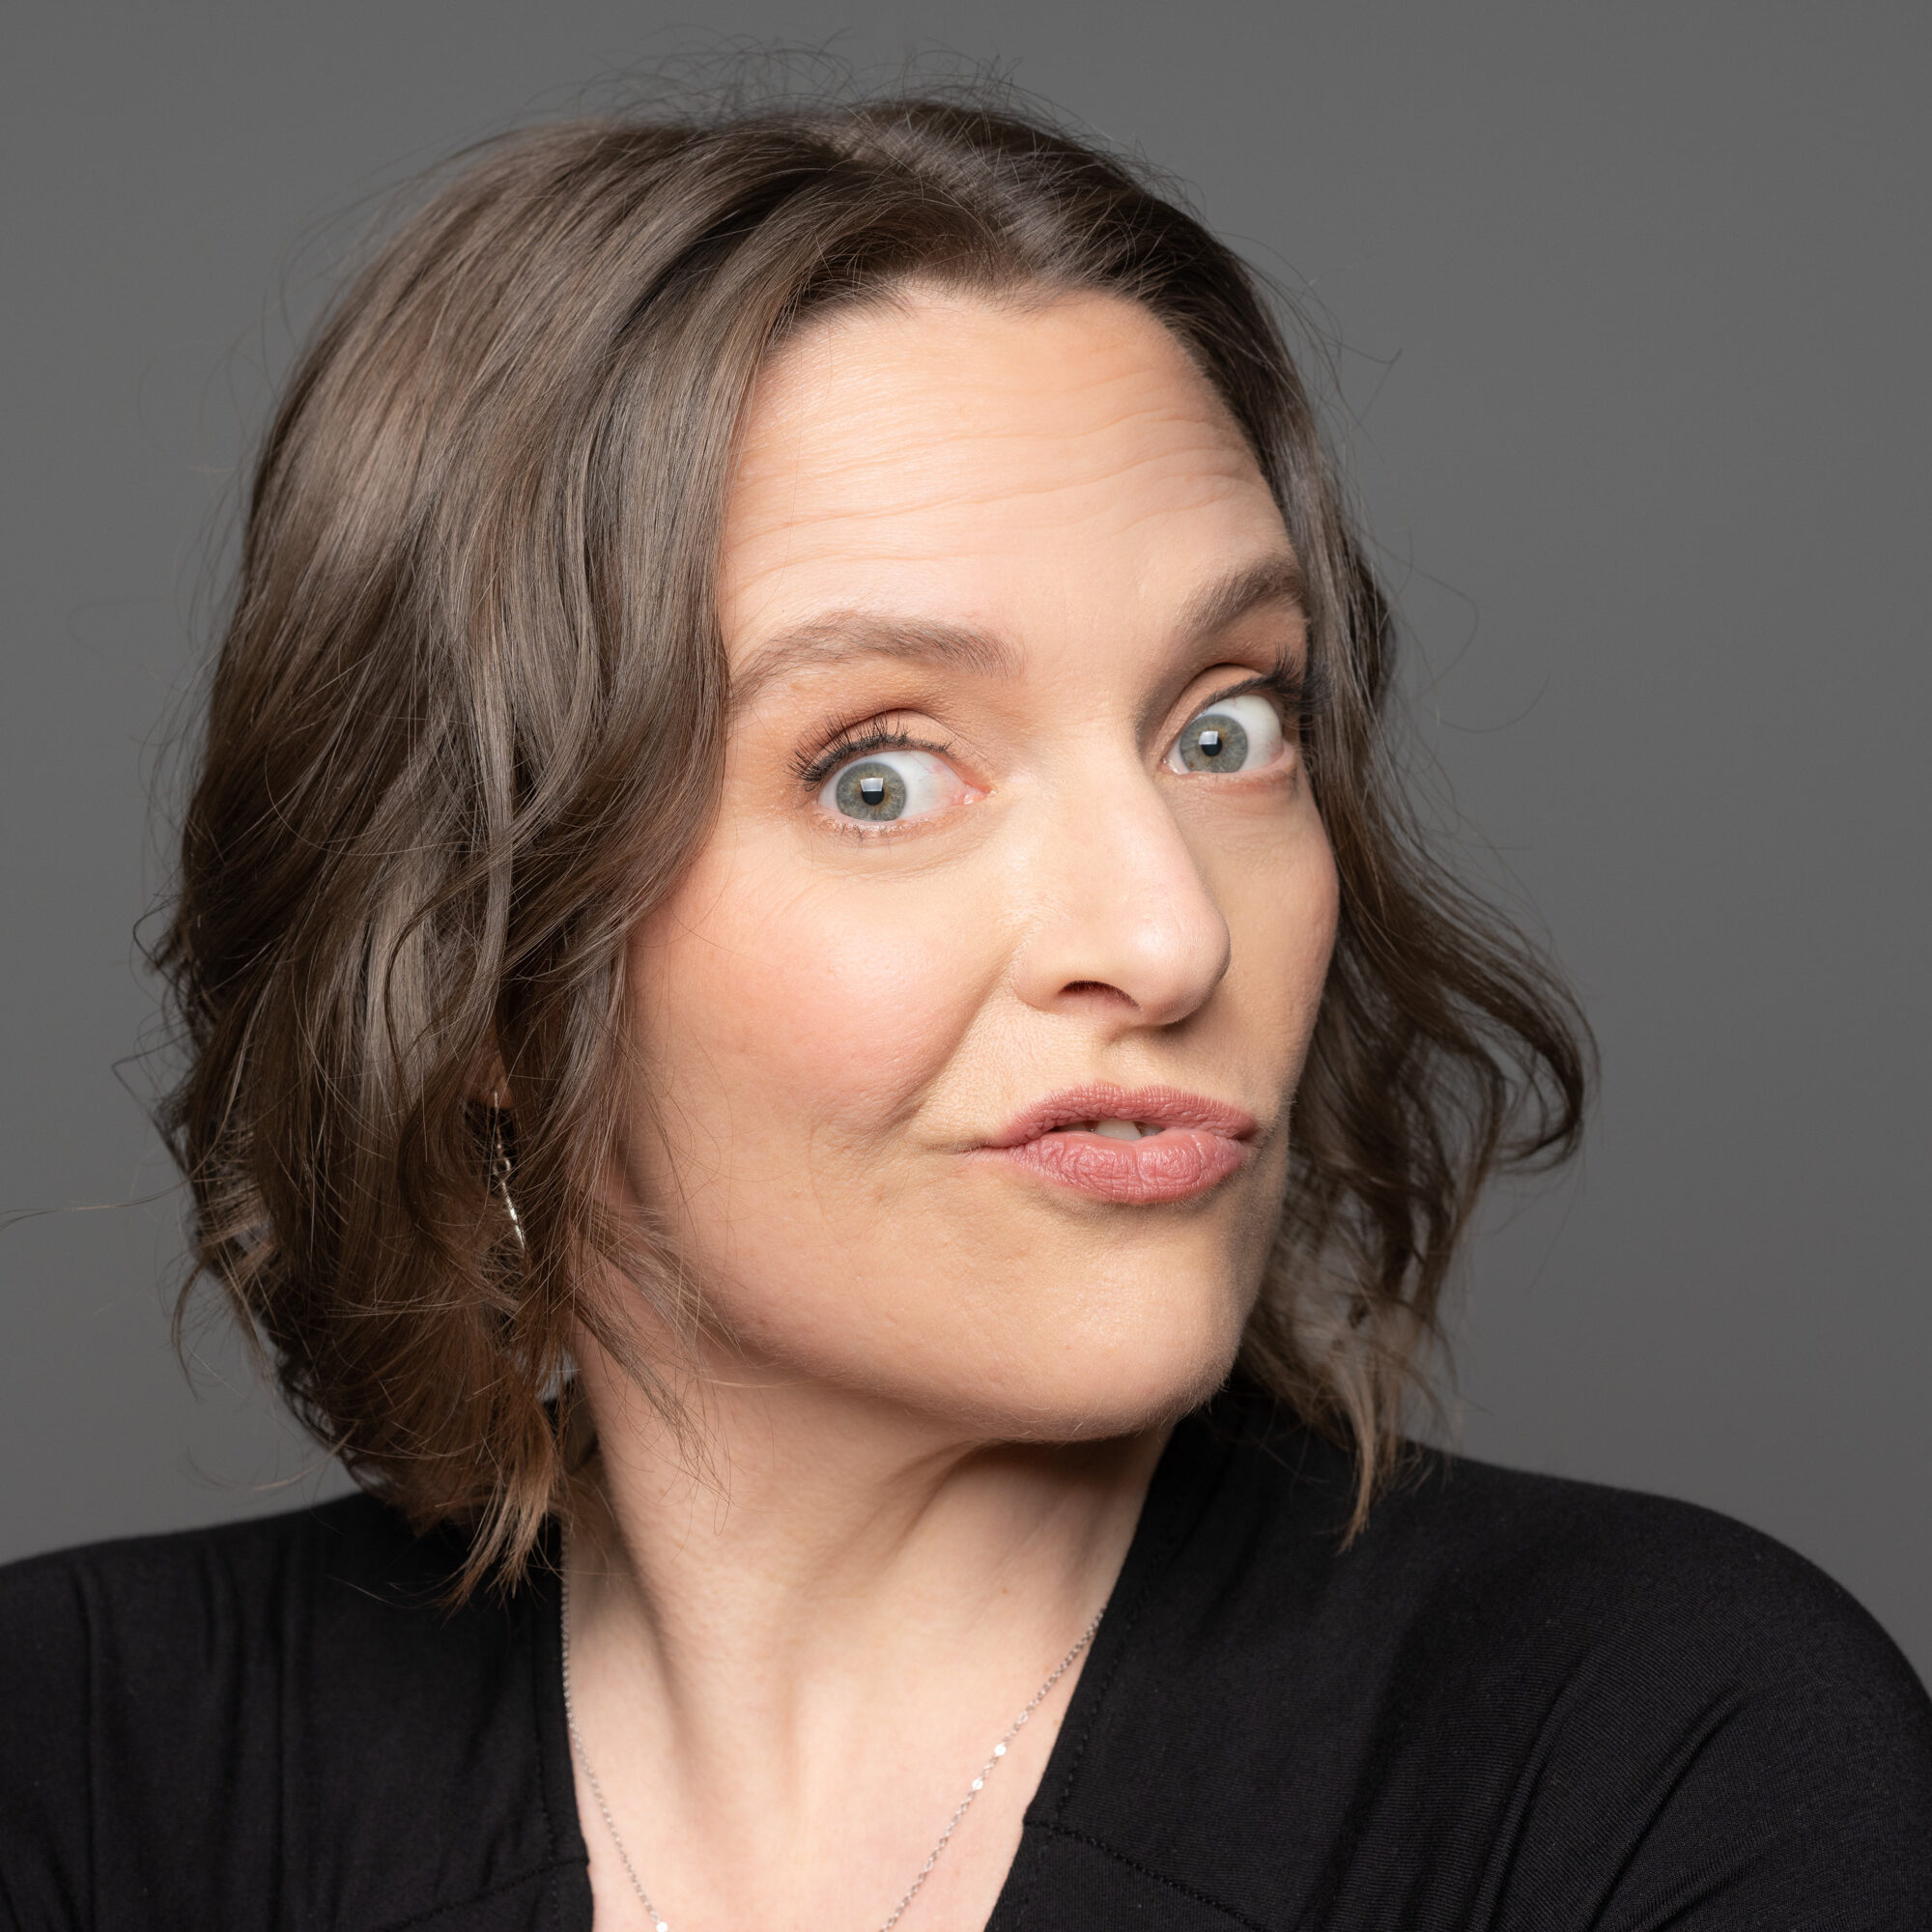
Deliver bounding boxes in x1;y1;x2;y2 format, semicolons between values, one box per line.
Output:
5;4;1928;1679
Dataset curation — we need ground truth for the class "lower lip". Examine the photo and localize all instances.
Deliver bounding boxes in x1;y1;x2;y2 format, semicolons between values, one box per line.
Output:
985;1127;1252;1205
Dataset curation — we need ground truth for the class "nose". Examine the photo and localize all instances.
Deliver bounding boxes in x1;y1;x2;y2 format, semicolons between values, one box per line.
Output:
1009;764;1232;1030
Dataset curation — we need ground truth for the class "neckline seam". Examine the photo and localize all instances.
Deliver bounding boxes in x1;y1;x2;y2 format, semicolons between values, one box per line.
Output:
1026;1819;1277;1931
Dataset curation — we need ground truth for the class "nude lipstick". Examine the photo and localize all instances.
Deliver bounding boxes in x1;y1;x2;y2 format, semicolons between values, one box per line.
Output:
980;1084;1259;1205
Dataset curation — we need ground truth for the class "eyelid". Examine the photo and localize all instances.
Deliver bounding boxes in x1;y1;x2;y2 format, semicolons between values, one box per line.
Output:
792;665;1312;791
1172;666;1302;739
1196;674;1272;713
791;714;956;789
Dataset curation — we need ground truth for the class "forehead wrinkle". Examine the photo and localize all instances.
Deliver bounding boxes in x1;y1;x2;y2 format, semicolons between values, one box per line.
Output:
733;351;1259;549
728;615;1020;714
751;389;1255;497
727;432;1252;553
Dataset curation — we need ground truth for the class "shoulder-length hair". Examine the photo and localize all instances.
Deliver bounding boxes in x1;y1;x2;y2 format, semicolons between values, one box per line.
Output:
156;92;1590;1593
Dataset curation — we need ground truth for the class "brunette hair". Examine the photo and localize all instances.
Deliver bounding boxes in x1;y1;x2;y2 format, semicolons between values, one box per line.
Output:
156;90;1590;1591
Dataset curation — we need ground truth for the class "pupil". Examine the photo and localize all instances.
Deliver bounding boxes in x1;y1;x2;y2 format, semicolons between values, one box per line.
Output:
835;759;908;820
1181;711;1247;773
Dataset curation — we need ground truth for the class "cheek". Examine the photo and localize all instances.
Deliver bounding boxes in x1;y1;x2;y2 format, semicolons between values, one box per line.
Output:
1212;810;1341;1073
1287;834;1341;1023
630;842;995;1179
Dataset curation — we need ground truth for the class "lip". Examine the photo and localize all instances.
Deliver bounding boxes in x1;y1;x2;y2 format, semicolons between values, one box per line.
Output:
977;1084;1260;1206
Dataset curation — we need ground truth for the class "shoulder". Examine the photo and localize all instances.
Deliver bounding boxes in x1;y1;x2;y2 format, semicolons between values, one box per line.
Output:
0;1496;583;1930
0;1489;427;1639
0;1491;398;1719
1351;1439;1932;1915
1192;1390;1928;1715
0;1492;456;1748
0;1497;372;1923
0;1499;416;1912
1059;1395;1932;1927
1217;1398;1932;1773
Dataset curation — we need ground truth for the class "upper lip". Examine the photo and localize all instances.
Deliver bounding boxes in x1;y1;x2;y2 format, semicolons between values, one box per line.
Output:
984;1084;1261;1150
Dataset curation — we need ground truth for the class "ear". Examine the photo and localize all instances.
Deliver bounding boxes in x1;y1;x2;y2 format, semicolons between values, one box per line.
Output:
468;1043;512;1113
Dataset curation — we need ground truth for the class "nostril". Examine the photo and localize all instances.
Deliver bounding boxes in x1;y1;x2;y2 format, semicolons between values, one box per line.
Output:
1061;980;1135;1006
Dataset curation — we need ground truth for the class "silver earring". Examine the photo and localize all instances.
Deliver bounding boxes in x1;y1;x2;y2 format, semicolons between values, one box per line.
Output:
490;1112;526;1252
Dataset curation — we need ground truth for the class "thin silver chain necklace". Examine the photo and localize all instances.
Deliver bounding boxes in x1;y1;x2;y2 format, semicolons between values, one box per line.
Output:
558;1535;1104;1932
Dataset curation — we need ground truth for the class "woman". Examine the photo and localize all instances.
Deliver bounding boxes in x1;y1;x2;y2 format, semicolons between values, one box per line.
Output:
2;93;1927;1931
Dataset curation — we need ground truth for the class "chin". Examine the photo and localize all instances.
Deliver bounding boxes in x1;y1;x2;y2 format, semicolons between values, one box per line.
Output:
907;1276;1255;1446
1006;1352;1237;1445
698;1197;1275;1445
978;1215;1274;1443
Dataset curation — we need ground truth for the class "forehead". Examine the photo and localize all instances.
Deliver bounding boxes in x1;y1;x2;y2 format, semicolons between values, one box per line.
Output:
718;289;1288;660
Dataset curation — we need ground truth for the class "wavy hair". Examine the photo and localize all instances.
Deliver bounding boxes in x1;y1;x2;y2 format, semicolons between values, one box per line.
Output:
155;91;1591;1594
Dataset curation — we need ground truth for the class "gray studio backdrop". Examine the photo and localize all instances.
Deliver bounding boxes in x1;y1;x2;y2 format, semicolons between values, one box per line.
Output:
5;6;1928;1677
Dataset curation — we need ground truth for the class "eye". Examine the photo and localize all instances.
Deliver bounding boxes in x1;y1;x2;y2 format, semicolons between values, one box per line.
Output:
1165;692;1287;776
819;748;971;824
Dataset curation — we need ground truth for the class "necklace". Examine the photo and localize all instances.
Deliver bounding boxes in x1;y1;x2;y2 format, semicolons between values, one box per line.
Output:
558;1535;1104;1932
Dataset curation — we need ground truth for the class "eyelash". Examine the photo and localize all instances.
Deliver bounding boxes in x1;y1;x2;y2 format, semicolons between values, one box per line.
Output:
790;717;956;790
789;657;1321;794
1191;659;1322;739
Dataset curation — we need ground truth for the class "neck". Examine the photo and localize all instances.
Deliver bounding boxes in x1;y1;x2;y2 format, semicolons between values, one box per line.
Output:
570;1334;1166;1715
562;1330;1169;1930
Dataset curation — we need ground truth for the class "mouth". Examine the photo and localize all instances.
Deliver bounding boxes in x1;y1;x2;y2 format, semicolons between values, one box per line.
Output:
978;1085;1260;1206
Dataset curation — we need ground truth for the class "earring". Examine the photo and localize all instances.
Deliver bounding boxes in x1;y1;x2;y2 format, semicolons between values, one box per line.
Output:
490;1110;527;1253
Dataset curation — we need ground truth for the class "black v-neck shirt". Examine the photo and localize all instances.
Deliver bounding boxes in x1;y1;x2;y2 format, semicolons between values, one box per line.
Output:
4;1393;1930;1930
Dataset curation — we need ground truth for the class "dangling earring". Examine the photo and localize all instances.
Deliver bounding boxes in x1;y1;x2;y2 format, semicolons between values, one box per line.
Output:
490;1109;526;1253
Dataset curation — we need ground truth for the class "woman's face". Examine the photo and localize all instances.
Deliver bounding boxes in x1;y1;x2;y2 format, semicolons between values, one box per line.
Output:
617;288;1338;1438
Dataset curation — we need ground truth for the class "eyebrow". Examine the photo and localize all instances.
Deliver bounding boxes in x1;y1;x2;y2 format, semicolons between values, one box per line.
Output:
729;616;1019;713
727;550;1307;712
1177;553;1307;642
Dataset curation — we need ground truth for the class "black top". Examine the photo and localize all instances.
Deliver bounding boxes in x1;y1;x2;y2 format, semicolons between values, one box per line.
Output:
4;1393;1930;1930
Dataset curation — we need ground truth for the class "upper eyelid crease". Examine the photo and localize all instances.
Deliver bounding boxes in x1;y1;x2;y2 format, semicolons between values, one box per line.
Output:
791;658;1314;788
1181;658;1312;728
791;719;952;788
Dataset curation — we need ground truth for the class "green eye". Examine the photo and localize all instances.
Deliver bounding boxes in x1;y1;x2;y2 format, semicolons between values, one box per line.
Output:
1165;693;1285;776
819;747;977;825
833;758;909;821
1176;711;1248;772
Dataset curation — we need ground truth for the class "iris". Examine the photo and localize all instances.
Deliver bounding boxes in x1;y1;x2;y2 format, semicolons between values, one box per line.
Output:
834;758;909;820
1176;711;1248;773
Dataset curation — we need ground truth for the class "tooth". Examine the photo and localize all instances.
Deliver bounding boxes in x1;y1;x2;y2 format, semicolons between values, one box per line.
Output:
1093;1119;1142;1141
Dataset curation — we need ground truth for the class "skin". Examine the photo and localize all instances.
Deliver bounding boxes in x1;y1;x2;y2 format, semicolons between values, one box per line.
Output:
566;287;1339;1931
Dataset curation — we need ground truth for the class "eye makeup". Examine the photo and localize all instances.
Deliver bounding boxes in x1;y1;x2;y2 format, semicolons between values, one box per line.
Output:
790;715;961;791
1182;652;1321;742
781;642;1321;823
